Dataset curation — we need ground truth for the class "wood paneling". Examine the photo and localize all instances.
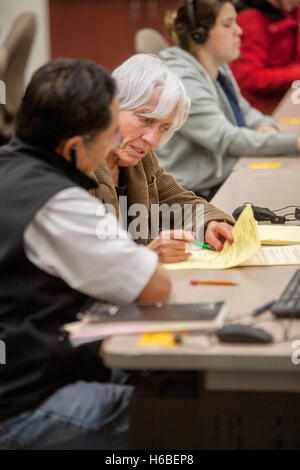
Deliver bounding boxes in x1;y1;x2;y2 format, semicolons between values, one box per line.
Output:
49;0;179;71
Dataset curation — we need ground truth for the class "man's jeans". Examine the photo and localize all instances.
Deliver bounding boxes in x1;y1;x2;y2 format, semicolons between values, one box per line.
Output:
0;379;133;450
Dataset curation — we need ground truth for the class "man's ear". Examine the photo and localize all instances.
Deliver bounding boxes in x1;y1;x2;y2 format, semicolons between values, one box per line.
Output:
56;136;82;162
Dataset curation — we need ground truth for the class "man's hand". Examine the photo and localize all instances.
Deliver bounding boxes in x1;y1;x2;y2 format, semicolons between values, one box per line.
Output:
205;221;233;251
147;229;195;263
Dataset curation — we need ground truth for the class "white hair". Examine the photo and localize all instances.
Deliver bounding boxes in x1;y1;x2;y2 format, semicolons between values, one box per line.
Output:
112;53;190;148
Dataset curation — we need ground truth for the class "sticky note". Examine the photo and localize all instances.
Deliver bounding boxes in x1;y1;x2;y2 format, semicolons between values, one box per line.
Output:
248;162;282;169
280;118;300;124
138;332;179;347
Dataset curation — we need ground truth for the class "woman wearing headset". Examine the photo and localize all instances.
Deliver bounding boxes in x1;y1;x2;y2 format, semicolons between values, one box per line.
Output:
157;0;300;199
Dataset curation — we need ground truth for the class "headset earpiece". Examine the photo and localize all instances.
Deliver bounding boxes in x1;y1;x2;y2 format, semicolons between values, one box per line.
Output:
186;0;209;44
70;146;77;167
191;25;208;44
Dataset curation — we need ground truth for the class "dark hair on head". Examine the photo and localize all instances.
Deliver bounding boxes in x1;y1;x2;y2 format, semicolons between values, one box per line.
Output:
235;0;285;21
15;58;116;150
165;0;234;50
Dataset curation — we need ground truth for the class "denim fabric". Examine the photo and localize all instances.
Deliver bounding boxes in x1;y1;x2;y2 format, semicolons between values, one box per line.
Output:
0;379;133;450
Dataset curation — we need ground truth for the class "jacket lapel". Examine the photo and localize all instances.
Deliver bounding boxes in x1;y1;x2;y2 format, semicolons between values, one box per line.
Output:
125;160;151;245
92;159;152;244
92;162;120;220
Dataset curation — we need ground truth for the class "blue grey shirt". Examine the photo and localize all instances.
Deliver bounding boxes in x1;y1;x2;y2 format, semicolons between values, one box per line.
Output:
158;47;298;194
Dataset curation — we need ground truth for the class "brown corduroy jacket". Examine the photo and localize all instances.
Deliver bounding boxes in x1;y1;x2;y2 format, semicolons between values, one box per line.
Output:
91;151;234;246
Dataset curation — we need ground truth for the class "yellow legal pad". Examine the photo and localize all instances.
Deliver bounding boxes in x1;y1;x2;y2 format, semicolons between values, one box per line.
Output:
164;205;261;270
248;162;282;169
258;225;300;245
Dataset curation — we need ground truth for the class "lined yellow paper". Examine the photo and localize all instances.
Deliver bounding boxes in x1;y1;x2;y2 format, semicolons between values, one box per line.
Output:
258;225;300;245
248;162;282;169
164;205;261;270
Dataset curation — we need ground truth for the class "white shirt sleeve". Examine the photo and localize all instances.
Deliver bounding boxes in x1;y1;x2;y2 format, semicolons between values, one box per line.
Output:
23;187;158;304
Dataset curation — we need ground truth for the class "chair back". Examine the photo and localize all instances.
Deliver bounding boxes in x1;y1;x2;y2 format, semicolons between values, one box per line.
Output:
134;28;169;54
0;12;36;143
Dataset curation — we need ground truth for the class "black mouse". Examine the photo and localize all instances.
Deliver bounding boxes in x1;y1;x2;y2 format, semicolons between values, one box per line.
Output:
216;324;273;344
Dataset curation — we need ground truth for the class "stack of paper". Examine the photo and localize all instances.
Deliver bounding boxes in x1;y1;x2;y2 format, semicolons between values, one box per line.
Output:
258;225;300;245
239;244;300;266
64;301;229;346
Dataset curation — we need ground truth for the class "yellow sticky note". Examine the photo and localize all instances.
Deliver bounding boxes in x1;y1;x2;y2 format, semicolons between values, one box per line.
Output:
280;118;300;125
138;332;180;347
248;162;282;169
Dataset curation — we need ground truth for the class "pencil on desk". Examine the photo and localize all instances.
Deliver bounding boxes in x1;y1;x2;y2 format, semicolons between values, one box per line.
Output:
190;279;237;286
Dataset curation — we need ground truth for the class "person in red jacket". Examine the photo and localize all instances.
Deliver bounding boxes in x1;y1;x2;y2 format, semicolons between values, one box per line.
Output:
230;0;300;113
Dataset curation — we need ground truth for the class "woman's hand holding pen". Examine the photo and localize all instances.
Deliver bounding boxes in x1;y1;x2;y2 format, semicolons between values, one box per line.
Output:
205;221;233;251
147;229;195;264
148;222;234;262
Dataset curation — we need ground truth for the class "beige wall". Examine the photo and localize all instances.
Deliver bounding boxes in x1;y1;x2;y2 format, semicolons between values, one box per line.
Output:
0;0;50;83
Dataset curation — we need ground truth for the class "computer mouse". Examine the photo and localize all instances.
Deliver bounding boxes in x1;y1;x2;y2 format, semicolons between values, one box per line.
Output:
216;324;273;344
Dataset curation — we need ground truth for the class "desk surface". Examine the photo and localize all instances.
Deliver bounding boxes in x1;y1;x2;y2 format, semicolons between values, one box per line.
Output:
211;163;300;217
231;155;299;172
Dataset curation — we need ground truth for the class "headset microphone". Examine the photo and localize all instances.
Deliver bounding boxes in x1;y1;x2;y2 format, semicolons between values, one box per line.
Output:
70;146;77;167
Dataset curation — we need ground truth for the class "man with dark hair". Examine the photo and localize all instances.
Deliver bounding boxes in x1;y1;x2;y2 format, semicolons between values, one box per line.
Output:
15;58;117;152
0;58;171;450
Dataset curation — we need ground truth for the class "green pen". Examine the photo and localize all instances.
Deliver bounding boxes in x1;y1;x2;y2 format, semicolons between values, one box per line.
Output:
193;240;216;251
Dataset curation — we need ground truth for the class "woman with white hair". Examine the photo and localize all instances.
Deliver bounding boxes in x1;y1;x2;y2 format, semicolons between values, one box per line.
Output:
91;53;234;263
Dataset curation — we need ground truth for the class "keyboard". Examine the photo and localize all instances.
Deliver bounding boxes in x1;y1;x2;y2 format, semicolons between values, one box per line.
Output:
271;269;300;318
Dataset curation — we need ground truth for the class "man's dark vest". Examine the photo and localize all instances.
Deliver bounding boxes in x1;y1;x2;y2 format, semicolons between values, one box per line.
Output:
0;137;110;421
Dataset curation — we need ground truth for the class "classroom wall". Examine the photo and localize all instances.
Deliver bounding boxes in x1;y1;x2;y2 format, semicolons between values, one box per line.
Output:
0;0;50;83
49;0;178;71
